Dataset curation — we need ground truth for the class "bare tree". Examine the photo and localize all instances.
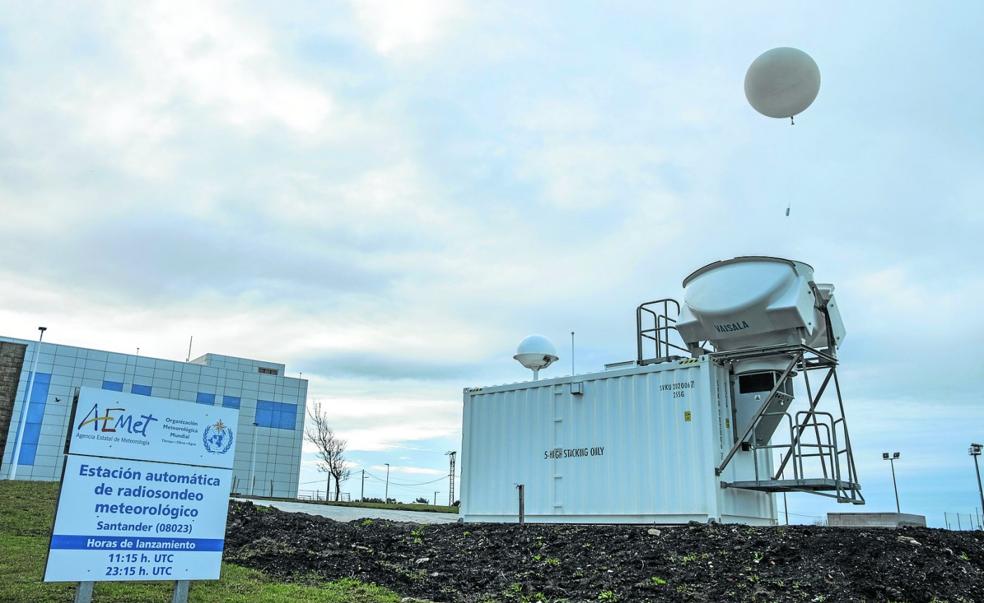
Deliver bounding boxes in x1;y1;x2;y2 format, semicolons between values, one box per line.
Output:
305;402;350;501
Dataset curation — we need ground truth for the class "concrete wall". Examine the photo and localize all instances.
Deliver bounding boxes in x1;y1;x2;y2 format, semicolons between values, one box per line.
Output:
828;512;927;528
0;342;27;466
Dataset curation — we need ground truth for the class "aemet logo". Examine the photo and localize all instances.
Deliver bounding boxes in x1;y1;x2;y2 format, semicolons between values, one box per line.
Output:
76;404;159;437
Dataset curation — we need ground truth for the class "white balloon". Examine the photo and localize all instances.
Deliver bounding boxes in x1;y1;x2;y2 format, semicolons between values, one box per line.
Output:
744;47;821;119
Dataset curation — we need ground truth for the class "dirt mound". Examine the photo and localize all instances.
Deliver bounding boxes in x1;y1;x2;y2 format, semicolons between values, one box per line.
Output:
223;501;984;602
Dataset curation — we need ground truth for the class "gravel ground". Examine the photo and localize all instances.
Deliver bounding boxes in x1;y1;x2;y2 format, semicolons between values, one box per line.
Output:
224;500;984;602
233;498;460;524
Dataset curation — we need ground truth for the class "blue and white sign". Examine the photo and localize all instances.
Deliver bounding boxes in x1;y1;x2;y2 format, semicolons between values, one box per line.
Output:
65;388;238;469
44;387;239;582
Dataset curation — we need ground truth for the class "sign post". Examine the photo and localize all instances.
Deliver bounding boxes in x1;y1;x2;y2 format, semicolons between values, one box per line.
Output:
44;387;239;599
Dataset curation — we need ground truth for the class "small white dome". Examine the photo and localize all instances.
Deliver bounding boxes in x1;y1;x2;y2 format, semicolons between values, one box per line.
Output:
514;335;559;372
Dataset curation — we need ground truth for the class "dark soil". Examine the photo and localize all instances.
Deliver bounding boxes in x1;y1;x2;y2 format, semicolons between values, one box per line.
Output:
223;501;984;602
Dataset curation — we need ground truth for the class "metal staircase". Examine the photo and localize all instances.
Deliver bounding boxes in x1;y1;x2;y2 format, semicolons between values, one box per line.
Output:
635;295;865;505
714;343;864;504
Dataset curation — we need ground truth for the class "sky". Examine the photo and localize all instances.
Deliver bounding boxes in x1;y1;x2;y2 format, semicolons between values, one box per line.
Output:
0;1;982;525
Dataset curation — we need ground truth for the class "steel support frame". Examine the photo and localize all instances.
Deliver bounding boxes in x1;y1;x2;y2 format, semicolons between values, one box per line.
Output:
713;343;864;504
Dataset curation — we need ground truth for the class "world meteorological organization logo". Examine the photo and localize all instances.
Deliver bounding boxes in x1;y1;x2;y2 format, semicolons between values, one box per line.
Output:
202;419;234;454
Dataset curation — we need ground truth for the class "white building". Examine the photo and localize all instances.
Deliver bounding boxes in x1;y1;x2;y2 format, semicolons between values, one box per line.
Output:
0;336;305;497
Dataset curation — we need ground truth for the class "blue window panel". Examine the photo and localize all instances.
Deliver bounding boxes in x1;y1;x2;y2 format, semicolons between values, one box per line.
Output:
26;371;51;405
131;384;152;396
222;396;241;409
26;400;46;423
276;403;297;430
32;372;51;389
255;400;274;428
102;380;124;392
254;401;296;430
17;443;38;465
22;423;42;445
196;392;216;405
18;372;51;465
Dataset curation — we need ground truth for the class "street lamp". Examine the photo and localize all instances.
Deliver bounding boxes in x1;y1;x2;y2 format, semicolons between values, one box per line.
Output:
250;422;259;496
8;326;47;481
970;443;984;526
882;451;901;513
384;463;390;503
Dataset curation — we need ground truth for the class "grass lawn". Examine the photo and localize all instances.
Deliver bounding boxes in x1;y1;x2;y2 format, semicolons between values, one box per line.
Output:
0;480;404;602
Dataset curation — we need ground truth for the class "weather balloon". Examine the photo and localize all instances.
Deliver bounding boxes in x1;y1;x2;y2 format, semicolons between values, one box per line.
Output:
744;47;821;121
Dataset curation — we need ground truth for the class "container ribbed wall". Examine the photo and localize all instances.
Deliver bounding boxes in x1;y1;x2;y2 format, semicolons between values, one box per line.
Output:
461;357;775;524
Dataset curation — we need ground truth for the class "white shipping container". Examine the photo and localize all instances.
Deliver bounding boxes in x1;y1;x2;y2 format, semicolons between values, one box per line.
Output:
460;356;776;524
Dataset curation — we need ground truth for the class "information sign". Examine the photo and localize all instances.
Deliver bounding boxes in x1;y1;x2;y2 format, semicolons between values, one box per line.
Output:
44;387;239;582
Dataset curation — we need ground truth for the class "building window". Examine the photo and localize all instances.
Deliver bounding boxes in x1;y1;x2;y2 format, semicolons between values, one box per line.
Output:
258;367;278;376
131;384;152;396
196;392;216;405
255;400;296;430
222;396;241;409
18;372;51;466
102;380;124;392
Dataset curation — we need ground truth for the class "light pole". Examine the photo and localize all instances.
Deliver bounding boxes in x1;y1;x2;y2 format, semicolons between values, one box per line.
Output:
250;422;259;496
446;450;456;506
970;444;984;527
9;326;47;480
433;491;440;506
384;463;390;503
882;451;901;513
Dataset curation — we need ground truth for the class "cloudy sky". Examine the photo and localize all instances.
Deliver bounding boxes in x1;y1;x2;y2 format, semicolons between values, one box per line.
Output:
1;2;982;524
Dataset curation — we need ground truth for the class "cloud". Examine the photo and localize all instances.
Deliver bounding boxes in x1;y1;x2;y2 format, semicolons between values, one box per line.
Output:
370;464;445;476
116;1;333;134
304;351;486;380
349;0;465;57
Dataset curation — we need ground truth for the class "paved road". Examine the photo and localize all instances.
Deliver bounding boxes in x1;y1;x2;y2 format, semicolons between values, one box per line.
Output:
234;498;461;524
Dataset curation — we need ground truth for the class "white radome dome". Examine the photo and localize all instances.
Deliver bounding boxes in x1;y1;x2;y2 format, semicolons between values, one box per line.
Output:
514;335;559;373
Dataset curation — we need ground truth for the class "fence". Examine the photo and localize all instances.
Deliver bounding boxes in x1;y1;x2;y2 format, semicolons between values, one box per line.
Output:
943;511;983;530
298;489;351;502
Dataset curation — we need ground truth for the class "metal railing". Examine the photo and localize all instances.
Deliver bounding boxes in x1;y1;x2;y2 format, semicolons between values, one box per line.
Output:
636;299;689;365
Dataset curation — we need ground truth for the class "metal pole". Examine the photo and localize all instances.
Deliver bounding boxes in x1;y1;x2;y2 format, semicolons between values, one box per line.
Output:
74;581;93;603
249;422;258;496
517;484;525;525
570;331;575;377
890;458;900;513
9;326;46;480
776;453;789;525
433;491;439;505
361;469;366;501
171;580;190;603
973;453;984;523
384;463;390;502
446;451;456;506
